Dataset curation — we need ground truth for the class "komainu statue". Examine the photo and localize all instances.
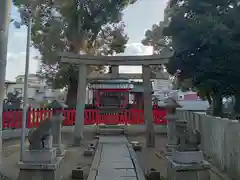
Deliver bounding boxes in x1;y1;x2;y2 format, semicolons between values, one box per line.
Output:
28;100;65;150
175;121;201;151
28;118;53;150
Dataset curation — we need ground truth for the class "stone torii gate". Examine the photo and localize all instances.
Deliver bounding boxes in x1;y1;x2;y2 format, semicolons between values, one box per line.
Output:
60;52;170;147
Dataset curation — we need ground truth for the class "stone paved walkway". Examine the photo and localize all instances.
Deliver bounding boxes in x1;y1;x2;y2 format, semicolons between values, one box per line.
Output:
91;136;144;180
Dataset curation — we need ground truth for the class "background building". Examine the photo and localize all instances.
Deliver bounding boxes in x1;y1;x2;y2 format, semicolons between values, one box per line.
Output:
4;74;66;107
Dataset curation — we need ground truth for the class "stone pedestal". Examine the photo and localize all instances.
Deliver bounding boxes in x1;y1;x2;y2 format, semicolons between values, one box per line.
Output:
22;148;57;163
18;148;64;180
166;153;210;180
172;151;204;164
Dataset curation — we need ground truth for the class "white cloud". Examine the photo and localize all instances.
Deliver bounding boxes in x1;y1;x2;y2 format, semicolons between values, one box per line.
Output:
12;31;26;39
6;27;40;81
118;43;153;74
6;51;39;81
6;28;152;80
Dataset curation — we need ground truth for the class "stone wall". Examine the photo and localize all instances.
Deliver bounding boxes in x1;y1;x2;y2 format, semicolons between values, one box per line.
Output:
177;109;240;179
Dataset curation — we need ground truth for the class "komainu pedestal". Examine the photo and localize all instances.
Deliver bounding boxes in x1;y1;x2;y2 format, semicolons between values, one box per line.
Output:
18;104;66;180
167;121;210;180
18;137;63;180
166;156;210;180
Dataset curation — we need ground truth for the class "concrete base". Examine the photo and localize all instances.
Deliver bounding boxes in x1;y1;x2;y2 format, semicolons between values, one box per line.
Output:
22;148;57;163
18;154;64;180
18;168;62;180
166;156;210;180
72;167;84;179
172;151;204;164
84;148;95;156
146;169;161;180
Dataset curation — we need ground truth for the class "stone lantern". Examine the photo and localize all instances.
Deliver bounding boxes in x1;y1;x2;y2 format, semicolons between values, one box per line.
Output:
163;97;182;155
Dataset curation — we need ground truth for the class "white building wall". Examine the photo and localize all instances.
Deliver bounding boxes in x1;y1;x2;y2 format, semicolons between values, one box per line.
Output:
152;79;173;100
86;88;93;104
5;74;64;102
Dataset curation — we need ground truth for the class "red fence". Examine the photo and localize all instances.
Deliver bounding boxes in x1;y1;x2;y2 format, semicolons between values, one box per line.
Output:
2;108;167;129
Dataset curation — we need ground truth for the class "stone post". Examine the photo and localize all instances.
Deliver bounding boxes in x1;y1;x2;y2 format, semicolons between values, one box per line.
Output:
52;112;65;156
74;64;87;146
52;120;61;150
46;100;66;156
164;98;181;154
143;65;155;147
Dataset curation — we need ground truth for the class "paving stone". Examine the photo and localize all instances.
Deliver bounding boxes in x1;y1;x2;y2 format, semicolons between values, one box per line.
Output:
97;168;136;177
99;136;128;144
98;162;134;169
88;136;144;180
95;176;137;180
100;157;132;163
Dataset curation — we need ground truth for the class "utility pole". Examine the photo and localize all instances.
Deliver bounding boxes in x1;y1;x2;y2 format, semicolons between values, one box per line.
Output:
0;0;12;164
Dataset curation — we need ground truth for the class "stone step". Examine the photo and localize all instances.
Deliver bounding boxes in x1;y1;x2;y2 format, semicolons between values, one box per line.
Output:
97;128;125;135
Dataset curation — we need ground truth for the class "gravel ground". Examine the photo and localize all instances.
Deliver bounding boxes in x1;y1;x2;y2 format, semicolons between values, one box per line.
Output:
2;131;96;180
128;135;229;180
2;132;231;180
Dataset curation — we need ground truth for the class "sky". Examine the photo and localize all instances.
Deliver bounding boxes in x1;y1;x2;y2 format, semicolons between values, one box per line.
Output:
6;0;168;81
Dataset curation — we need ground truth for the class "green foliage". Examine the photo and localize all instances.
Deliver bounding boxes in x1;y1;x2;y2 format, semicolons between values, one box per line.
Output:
166;0;240;96
143;0;240;107
3;92;22;110
13;0;134;88
13;0;135;106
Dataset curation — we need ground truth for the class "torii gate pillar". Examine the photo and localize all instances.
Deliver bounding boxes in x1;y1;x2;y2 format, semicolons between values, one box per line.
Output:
74;64;87;146
143;65;155;147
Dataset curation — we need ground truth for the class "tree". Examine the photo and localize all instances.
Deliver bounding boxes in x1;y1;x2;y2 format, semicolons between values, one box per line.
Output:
143;0;240;116
166;0;240;115
3;92;22;110
13;0;135;107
